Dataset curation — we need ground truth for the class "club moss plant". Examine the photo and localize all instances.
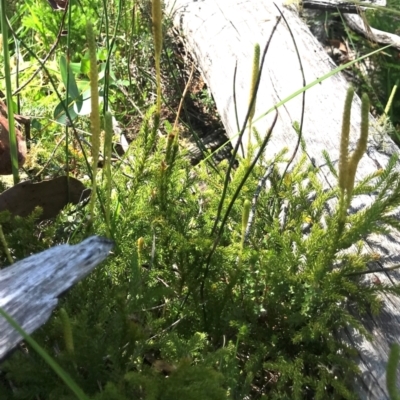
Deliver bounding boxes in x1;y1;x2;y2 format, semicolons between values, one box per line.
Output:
1;1;400;399
2;84;400;398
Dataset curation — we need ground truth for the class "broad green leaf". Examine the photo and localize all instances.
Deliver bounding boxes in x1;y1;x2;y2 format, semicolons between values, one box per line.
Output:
70;62;82;75
75;88;104;116
59;54;80;101
53;98;78;125
80;57;90;75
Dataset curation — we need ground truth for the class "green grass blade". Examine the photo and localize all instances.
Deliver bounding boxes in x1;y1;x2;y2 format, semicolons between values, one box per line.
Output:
0;0;19;183
0;306;89;400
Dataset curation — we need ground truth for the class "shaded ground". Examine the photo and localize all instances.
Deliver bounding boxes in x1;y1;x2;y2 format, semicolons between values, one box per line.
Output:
120;27;233;166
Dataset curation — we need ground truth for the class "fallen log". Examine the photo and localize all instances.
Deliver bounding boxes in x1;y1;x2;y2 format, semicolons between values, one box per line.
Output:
0;236;113;360
302;0;400;52
165;0;400;398
303;0;385;13
343;13;400;51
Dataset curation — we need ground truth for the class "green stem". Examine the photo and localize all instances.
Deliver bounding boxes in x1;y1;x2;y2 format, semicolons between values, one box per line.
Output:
0;0;19;183
387;344;400;400
0;223;12;265
0;306;89;399
104;111;113;237
383;79;398;119
86;21;101;222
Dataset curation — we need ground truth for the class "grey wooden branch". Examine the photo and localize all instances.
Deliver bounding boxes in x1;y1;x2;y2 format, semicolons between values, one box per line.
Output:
303;0;400;51
343;13;400;51
165;0;400;398
0;236;113;360
303;0;386;13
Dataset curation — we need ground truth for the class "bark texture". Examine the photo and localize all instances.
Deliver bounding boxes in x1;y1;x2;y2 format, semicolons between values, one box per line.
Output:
0;236;113;360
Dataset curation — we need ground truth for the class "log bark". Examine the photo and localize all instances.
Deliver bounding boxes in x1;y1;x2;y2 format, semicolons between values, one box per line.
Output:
165;0;400;398
0;236;113;360
302;0;400;51
343;13;400;51
303;0;386;12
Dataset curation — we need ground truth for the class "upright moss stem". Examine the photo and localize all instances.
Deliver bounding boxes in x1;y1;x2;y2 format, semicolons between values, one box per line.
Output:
387;344;400;400
247;43;260;163
337;88;370;229
86;21;101;222
338;87;354;195
104;111;113;237
152;0;163;115
0;223;12;265
59;308;74;356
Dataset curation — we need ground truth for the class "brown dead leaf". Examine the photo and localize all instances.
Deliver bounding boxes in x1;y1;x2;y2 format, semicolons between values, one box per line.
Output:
0;176;90;221
0;115;26;175
327;39;348;53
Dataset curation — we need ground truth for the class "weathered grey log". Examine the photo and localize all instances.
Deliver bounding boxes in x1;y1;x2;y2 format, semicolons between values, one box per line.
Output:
187;128;232;164
343;13;400;51
166;0;400;398
167;0;399;166
0;236;113;360
302;0;400;51
303;0;385;12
